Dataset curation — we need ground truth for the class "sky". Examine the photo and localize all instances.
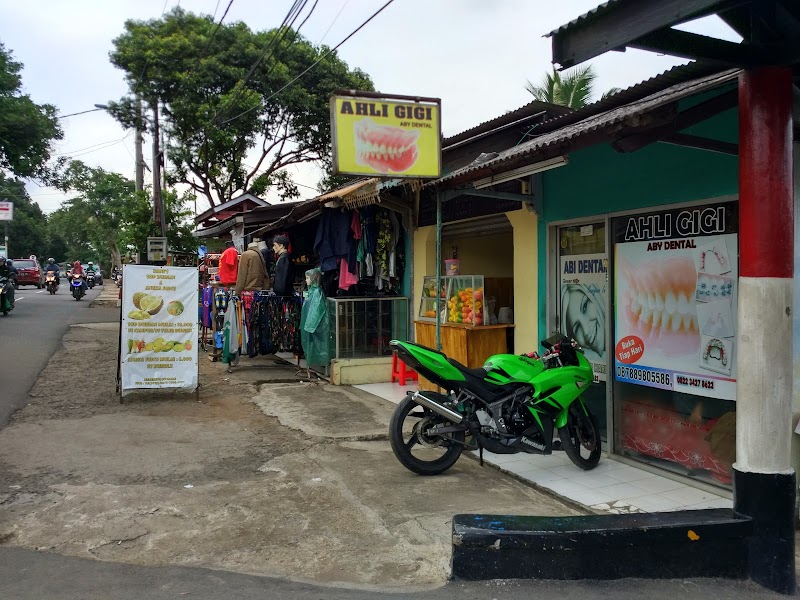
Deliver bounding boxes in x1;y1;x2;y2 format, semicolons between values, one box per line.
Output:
0;0;740;215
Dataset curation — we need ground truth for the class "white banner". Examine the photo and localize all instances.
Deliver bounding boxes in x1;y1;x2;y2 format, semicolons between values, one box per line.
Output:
0;201;13;221
121;265;198;395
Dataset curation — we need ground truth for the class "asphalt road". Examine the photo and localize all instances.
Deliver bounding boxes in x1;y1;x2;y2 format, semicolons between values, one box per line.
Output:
0;283;118;427
0;547;787;600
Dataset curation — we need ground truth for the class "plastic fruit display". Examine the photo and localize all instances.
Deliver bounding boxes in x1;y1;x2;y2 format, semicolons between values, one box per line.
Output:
447;286;485;325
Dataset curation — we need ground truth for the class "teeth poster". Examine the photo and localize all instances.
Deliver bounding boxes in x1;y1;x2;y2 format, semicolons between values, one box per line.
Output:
613;202;738;401
120;265;198;395
330;95;441;178
560;253;608;382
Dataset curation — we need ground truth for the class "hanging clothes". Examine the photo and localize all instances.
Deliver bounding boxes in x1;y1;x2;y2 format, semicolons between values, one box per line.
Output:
300;269;331;368
388;211;401;278
221;298;240;364
315;209;351;272
273;251;295;296
339;258;359;290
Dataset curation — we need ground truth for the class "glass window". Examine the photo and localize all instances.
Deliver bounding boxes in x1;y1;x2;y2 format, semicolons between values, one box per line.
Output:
610;201;738;488
14;259;36;269
557;222;608;441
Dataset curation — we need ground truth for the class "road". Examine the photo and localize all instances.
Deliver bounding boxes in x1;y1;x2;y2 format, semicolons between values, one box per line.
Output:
0;547;784;600
0;283;118;427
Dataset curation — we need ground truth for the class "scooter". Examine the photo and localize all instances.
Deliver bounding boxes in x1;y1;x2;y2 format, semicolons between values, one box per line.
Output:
86;271;96;289
45;271;59;294
71;274;86;300
388;334;601;476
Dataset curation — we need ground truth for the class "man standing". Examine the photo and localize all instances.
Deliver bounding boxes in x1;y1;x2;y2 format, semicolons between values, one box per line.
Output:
235;242;270;296
218;240;239;287
272;235;295;296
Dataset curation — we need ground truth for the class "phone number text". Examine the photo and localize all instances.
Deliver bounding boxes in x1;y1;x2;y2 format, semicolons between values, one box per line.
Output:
616;366;671;387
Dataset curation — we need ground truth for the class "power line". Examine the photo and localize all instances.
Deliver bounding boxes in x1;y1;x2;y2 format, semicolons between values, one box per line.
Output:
53;134;131;157
319;0;350;44
211;0;310;128
222;0;395;126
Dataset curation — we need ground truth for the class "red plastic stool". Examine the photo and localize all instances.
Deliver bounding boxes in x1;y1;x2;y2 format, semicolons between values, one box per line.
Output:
391;352;418;385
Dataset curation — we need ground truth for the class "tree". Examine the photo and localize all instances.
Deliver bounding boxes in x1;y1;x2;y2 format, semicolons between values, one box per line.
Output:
120;189;197;258
108;8;374;208
0;173;49;259
525;65;622;109
50;161;137;269
0;43;62;178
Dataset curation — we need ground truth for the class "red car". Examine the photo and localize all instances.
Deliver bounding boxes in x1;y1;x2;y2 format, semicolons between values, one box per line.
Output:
11;258;43;288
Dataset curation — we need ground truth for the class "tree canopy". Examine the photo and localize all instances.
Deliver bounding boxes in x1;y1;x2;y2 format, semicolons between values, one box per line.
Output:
108;8;374;208
0;43;62;178
0;173;52;259
525;65;621;109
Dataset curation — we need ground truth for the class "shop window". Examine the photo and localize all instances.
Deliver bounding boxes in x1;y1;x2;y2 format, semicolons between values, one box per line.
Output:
610;201;738;488
557;222;608;441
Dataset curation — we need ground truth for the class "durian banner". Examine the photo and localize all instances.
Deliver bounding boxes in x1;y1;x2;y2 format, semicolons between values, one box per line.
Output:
120;265;199;395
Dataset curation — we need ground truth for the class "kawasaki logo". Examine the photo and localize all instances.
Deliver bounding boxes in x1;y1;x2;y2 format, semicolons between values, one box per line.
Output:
521;437;546;451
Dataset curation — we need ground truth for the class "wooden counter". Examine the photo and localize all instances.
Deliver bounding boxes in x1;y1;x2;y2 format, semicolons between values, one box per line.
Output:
414;321;514;391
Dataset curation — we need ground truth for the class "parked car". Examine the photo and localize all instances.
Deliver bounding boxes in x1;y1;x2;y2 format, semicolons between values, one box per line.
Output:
11;258;43;288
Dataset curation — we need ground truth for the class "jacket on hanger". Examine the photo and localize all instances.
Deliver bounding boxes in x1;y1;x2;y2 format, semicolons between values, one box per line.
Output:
234;249;270;296
273;252;295;296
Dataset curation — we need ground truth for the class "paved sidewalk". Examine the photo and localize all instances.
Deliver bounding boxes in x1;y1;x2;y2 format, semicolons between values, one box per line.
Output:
89;283;119;308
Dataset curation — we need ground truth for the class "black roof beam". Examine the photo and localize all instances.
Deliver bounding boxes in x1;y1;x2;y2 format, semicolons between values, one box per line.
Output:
551;0;738;68
629;28;764;67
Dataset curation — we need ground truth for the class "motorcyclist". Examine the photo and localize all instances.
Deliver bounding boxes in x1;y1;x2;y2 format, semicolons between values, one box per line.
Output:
86;261;97;274
45;258;60;284
0;257;15;307
5;259;18;289
71;260;87;290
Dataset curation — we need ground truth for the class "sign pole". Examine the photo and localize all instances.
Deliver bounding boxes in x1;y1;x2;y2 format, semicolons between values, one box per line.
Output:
3;222;7;258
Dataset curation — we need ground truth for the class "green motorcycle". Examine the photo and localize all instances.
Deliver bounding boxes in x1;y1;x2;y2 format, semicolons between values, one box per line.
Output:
388;334;601;475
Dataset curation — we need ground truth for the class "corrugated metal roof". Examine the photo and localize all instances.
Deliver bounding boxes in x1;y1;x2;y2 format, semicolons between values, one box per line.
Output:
316;178;379;201
547;0;622;36
443;101;572;147
434;68;739;186
531;62;724;135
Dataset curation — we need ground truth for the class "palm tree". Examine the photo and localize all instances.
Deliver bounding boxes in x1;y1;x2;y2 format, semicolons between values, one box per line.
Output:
525;65;621;109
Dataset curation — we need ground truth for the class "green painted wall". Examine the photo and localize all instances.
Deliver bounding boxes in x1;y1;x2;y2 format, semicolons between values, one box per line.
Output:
536;105;738;343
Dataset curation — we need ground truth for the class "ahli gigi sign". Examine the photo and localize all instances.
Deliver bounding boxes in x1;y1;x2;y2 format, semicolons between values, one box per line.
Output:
120;265;198;395
613;202;738;401
330;94;441;178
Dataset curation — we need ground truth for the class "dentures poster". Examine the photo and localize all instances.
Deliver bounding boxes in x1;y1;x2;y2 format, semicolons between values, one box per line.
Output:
560;253;609;382
330;95;441;178
613;202;738;401
120;265;199;395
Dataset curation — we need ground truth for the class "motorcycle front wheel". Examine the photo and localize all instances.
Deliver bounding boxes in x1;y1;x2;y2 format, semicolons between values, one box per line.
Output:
559;403;602;470
389;394;464;476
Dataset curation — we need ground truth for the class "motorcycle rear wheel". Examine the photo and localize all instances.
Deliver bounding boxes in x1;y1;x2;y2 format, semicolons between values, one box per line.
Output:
559;403;602;470
389;394;464;476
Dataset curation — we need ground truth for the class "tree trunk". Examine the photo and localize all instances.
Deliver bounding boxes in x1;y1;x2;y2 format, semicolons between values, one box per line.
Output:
108;240;122;269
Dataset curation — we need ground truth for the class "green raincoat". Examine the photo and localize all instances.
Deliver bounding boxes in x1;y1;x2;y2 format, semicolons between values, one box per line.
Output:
300;268;331;368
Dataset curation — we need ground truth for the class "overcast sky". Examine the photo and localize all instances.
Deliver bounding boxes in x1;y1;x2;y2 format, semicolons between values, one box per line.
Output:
0;0;739;214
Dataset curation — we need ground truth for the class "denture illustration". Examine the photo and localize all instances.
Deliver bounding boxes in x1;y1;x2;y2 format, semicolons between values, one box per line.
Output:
619;256;700;356
354;118;420;173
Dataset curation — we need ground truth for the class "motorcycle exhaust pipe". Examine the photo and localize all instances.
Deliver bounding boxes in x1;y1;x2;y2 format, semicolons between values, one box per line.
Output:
411;392;462;424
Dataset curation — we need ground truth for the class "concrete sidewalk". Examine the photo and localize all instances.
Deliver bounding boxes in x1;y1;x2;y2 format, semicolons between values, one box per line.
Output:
89;283;119;308
0;321;581;590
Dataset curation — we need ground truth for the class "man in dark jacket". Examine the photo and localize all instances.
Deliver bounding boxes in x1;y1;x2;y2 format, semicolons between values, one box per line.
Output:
272;235;294;296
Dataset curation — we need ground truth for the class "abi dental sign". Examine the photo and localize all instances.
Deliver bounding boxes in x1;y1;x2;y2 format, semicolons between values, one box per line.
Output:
330;93;441;178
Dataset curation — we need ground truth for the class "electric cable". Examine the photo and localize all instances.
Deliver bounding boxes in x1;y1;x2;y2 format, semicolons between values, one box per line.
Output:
318;0;350;44
210;0;311;128
221;0;395;126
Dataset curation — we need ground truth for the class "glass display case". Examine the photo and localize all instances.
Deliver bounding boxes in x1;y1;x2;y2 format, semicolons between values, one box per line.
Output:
328;297;409;360
418;275;488;325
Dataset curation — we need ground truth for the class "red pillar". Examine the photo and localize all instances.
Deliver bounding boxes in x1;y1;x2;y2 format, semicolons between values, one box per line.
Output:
735;66;795;595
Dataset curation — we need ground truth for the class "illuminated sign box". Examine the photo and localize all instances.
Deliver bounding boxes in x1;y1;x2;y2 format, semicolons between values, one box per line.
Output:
330;93;441;179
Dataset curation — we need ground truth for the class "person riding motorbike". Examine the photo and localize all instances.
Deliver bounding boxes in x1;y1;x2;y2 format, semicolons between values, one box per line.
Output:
71;260;87;290
0;257;16;308
5;259;18;289
45;258;60;284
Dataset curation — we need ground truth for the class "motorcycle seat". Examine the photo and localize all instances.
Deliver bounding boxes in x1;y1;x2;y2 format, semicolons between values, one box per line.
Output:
447;357;487;379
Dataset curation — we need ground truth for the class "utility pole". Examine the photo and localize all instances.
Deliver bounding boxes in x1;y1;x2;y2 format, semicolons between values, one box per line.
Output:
150;100;167;238
134;96;145;192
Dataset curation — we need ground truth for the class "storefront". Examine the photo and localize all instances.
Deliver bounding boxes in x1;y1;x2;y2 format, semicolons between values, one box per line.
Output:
250;179;415;383
549;199;738;488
